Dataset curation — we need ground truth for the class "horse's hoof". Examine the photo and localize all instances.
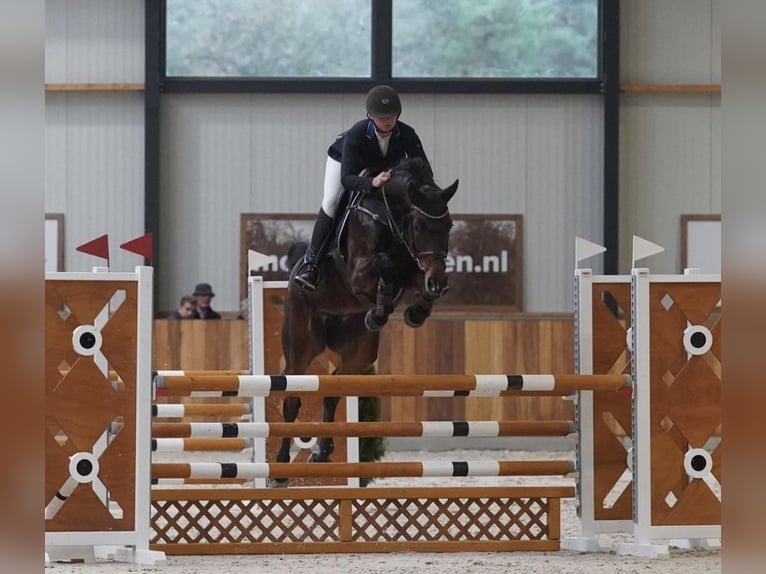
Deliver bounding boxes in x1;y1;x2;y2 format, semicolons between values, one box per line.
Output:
364;310;387;331
267;478;289;488
404;306;429;328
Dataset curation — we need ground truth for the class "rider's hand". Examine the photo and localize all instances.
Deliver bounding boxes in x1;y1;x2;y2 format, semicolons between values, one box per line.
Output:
372;170;392;189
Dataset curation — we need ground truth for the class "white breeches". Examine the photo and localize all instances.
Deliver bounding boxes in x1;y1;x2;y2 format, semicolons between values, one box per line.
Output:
320;156;344;217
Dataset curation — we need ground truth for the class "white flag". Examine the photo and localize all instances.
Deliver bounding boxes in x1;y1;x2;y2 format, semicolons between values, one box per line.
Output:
632;236;664;267
575;236;607;266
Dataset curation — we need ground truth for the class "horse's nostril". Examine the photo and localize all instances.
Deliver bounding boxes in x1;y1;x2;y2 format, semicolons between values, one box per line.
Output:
427;278;441;294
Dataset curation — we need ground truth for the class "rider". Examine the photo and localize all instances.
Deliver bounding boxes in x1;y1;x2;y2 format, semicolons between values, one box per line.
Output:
294;85;432;291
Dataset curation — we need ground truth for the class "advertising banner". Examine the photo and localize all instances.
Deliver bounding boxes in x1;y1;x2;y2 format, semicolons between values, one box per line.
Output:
241;213;523;311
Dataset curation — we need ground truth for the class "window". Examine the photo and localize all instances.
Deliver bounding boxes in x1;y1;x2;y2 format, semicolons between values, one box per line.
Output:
165;0;371;77
162;0;601;89
392;0;599;78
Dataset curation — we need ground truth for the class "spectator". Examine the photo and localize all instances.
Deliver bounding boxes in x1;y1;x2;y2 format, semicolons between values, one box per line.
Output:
168;295;196;319
192;283;222;320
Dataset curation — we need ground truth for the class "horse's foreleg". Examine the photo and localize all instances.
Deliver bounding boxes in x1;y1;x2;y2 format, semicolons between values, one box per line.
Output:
309;395;340;463
404;292;438;328
364;253;395;331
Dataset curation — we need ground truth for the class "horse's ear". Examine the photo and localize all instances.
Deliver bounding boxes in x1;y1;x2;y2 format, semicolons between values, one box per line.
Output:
440;179;459;204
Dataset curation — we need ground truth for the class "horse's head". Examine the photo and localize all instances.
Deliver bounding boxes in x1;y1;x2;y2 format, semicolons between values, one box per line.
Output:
407;178;459;298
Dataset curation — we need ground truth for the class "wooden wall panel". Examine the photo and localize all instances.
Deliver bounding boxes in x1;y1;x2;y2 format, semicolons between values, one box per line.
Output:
153;320;250;371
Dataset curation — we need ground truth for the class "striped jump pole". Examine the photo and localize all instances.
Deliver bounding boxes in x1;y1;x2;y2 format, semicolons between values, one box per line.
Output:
151;438;254;453
151;420;575;439
151;403;253;418
152;459;576;480
154;373;630;397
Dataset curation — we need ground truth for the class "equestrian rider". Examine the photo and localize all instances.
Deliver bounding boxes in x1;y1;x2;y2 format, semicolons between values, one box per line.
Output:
294;85;431;291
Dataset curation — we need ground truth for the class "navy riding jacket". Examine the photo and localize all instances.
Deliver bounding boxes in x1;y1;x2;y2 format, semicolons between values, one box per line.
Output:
327;119;430;193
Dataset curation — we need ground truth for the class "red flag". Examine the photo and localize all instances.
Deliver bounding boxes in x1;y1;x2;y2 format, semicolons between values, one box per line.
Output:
76;234;110;264
120;232;153;263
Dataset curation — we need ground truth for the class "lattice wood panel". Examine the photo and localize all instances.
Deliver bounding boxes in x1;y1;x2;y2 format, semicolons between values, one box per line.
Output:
150;486;573;554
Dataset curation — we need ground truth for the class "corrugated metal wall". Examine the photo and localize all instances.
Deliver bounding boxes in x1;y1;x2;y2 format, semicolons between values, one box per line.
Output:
45;0;145;274
619;0;720;273
44;0;721;311
45;0;144;83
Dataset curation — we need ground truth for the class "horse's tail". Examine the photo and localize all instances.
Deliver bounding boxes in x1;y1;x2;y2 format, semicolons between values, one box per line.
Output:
286;241;308;272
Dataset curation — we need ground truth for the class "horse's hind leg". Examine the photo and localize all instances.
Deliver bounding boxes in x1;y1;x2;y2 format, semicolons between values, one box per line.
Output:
267;396;302;487
308;394;340;463
270;287;324;486
311;326;380;463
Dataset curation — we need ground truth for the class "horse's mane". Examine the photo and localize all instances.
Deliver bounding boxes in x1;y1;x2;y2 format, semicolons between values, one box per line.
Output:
391;157;435;189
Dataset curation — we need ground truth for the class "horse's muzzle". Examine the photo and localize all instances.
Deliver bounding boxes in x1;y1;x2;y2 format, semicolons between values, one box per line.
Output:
422;257;449;297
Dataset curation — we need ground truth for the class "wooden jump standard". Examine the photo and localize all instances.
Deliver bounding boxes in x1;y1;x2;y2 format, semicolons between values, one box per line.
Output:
152;460;575;480
152;420;575;438
154;373;630;397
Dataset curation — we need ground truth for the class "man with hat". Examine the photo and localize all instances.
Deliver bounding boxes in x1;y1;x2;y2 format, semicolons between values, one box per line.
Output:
192;283;222;320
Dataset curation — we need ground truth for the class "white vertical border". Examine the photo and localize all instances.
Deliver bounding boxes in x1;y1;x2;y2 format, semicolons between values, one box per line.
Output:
574;269;596;539
133;266;153;551
346;396;360;488
249;276;266;488
631;267;652;545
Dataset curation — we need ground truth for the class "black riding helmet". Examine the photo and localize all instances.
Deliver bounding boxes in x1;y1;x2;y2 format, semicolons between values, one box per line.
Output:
365;85;402;118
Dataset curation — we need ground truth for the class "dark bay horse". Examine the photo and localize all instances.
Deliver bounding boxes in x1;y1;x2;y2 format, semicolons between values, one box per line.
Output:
271;158;458;485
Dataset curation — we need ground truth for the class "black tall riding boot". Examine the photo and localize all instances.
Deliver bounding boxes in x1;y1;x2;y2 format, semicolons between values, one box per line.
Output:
295;209;335;291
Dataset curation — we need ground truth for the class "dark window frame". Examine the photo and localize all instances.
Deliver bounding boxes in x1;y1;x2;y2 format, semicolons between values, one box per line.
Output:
159;0;604;95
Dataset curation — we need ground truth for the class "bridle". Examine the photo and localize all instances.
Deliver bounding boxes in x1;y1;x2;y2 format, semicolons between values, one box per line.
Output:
380;184;449;273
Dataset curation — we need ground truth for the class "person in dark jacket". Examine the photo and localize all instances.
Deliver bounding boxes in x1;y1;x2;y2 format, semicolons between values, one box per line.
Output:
294;85;431;291
191;282;222;319
169;294;196;319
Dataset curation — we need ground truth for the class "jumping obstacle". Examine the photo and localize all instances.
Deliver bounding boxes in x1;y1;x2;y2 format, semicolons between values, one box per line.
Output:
150;325;581;553
144;280;588;553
